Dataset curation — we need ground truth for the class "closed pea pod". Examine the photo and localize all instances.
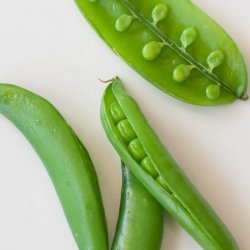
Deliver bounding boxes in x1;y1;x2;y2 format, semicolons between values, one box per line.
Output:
0;84;109;250
112;163;164;250
101;78;238;249
75;0;248;105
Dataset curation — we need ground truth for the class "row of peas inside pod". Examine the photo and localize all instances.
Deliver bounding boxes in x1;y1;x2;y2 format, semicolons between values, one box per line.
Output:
115;3;224;101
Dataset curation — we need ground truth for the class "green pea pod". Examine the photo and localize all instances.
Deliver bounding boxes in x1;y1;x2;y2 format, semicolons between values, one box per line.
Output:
101;78;238;249
112;162;164;250
75;0;248;105
0;84;109;250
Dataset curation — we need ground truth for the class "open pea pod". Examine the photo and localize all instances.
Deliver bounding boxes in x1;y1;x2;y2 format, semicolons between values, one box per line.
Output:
101;78;238;249
75;0;248;105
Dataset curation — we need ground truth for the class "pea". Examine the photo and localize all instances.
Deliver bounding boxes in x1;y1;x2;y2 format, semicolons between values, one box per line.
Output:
142;41;164;61
117;119;136;144
173;64;194;83
76;0;248;105
152;4;168;26
110;101;126;123
207;50;224;71
180;27;197;49
141;157;158;178
101;78;239;249
128;138;147;162
206;84;221;100
115;14;134;32
156;176;172;193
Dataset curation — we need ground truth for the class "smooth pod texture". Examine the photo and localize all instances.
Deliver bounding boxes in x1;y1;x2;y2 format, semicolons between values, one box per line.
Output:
75;0;248;105
0;84;109;250
111;163;164;250
101;78;238;249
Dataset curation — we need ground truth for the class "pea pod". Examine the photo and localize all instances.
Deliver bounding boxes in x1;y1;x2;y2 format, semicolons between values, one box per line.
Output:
75;0;248;105
112;162;164;250
101;78;238;249
0;84;109;250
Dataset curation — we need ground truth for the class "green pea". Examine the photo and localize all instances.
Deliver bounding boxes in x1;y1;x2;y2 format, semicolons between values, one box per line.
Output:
128;138;146;162
142;41;164;61
110;102;126;123
156;176;172;193
115;14;134;32
140;157;158;178
173;64;194;83
206;84;221;100
207;50;224;71
117;119;136;144
152;4;168;26
180;27;197;49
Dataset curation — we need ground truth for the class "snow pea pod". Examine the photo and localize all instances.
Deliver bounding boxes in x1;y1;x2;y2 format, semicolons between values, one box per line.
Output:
75;0;248;105
0;84;108;250
112;163;163;250
101;78;238;249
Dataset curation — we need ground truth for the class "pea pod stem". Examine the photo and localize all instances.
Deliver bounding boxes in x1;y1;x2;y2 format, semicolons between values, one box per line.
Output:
120;0;248;100
101;78;238;250
0;84;109;250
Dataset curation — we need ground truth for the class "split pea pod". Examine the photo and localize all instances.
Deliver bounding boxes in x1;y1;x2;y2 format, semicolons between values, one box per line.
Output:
0;84;109;250
112;163;164;250
101;78;238;249
75;0;248;105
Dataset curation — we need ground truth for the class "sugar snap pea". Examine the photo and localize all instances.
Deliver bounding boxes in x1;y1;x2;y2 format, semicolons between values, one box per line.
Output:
101;77;238;249
75;0;248;105
0;84;109;250
112;162;164;250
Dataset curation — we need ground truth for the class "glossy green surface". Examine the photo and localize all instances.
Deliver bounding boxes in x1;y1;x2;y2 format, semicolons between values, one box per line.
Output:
0;84;108;250
101;78;238;249
112;163;163;250
75;0;248;105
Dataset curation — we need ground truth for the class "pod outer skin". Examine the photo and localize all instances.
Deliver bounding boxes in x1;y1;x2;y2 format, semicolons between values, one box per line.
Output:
75;0;248;105
100;79;238;250
112;163;164;250
0;84;109;250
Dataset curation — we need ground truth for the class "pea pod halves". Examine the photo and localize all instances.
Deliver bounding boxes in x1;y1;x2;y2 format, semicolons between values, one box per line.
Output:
100;78;238;249
75;0;248;105
0;84;109;250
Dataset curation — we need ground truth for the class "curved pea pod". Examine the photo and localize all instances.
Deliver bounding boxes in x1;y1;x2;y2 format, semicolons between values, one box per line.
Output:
75;0;248;105
0;84;109;250
100;78;238;249
112;162;164;250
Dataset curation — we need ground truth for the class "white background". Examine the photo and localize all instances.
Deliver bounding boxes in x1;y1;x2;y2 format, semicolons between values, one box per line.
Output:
0;0;249;249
